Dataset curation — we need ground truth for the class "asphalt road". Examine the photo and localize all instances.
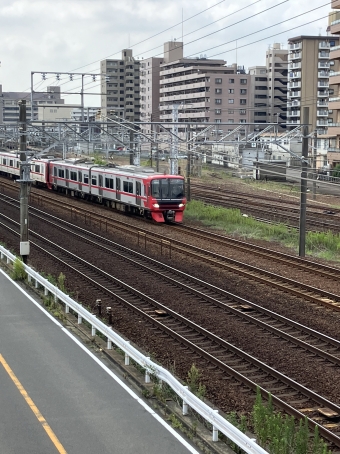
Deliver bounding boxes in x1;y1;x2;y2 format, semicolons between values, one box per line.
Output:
0;269;201;454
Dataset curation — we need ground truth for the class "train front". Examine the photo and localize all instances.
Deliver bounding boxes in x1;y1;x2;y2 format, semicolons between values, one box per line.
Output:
148;176;186;223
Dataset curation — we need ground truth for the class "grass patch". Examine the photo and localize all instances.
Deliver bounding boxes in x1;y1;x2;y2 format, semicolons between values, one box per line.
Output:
184;200;340;262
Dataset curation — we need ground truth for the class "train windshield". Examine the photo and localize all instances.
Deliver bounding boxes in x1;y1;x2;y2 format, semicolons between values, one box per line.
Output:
151;178;184;199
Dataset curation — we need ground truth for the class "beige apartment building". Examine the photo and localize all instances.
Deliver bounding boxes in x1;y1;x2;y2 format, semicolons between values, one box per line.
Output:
158;42;251;136
328;0;340;165
287;35;338;135
100;49;140;123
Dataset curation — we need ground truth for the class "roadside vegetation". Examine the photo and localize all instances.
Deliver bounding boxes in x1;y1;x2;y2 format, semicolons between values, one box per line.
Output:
184;200;340;262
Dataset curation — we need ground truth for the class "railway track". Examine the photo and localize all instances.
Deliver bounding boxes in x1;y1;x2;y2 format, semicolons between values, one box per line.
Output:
2;210;340;447
1;188;340;311
190;183;340;233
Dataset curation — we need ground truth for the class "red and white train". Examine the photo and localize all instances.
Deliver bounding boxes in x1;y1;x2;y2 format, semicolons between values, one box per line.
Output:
0;151;186;223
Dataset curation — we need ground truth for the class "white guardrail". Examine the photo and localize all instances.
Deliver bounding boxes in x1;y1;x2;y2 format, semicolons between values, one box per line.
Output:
0;244;267;454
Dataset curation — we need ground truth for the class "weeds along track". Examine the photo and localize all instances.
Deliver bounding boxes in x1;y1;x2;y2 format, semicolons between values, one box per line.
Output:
3;199;340;446
190;182;340;233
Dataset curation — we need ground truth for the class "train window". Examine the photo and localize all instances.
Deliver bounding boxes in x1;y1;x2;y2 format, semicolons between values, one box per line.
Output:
65;169;69;179
123;181;133;193
70;171;77;181
170;179;184;198
54;167;57;177
84;174;89;184
3;158;7;165
35;165;40;173
91;176;97;185
9;160;13;167
116;177;121;191
105;178;114;189
99;175;103;187
58;169;65;178
78;171;82;182
160;180;169;198
151;180;160;197
16;162;19;168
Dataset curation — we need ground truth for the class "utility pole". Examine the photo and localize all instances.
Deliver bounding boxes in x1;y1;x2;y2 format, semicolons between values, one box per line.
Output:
18;100;30;264
170;104;179;175
299;107;309;257
129;129;134;165
186;126;191;202
312;131;317;201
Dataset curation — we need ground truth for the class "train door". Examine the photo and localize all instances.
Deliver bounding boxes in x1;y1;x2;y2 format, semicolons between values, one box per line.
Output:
53;166;58;185
136;181;141;206
116;177;121;200
65;169;69;188
98;174;103;196
78;171;82;191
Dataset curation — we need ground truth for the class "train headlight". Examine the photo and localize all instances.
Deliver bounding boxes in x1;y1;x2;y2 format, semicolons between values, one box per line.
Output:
152;203;159;208
179;203;185;208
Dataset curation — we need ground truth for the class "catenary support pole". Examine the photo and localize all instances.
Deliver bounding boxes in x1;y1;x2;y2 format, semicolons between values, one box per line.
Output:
19;100;30;264
312;131;317;201
299;107;309;257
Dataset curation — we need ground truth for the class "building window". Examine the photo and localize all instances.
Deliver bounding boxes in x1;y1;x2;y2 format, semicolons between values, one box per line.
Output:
228;99;234;104
215;99;222;104
229;78;234;83
240;109;246;115
215;88;222;94
240;119;246;123
215;109;221;114
228;109;234;114
228;89;234;94
215;78;222;84
240;99;247;105
240;79;247;85
227;119;234;123
215;119;222;123
240;89;247;95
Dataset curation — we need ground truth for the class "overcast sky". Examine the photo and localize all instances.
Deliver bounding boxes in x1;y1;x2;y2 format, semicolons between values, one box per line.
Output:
0;0;333;105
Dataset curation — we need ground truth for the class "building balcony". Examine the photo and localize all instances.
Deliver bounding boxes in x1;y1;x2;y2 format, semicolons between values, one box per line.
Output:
287;110;300;117
318;62;330;69
288;72;301;79
318;90;329;97
289;91;301;98
160;92;208;102
160;81;207;93
287;120;300;125
318;71;329;78
289;42;302;51
317;100;328;107
317;110;329;116
288;62;301;70
318;52;330;59
287;100;300;108
289;52;302;61
288;81;301;89
331;0;340;8
318;81;329;88
317;120;329;126
319;41;330;49
331;21;340;35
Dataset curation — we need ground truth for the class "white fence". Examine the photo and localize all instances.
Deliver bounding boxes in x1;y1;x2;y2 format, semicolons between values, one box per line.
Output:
0;244;267;454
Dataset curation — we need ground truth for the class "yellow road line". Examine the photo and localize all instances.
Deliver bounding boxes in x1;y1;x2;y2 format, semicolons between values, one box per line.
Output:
0;354;67;454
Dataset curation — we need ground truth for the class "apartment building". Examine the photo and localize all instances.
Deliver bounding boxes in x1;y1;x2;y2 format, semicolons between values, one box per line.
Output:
328;1;340;165
266;43;288;125
287;35;338;135
100;49;140;122
0;85;64;124
158;42;251;136
140;56;163;133
249;66;268;126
